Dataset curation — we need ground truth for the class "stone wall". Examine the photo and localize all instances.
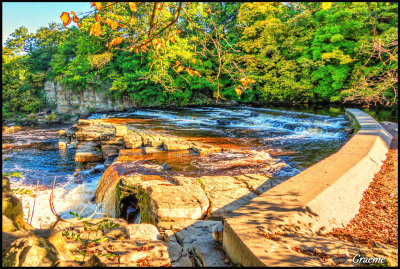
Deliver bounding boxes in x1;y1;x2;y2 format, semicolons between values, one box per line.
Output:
43;81;137;115
222;108;393;266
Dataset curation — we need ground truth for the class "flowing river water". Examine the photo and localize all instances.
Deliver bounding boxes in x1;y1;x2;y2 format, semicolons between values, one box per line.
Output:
2;106;352;228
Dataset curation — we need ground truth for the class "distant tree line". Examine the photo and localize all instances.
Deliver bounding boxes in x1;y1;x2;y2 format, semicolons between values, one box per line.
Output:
2;2;397;121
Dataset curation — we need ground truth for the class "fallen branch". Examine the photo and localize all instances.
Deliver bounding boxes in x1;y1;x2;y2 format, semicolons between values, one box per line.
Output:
29;178;40;225
49;176;65;229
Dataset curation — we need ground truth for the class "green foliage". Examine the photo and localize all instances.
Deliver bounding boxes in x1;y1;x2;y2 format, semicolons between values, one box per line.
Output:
3;171;23;178
63;213;119;262
2;2;398;117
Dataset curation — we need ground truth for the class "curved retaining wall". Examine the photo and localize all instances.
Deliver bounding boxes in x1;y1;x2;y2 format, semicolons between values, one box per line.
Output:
222;108;393;266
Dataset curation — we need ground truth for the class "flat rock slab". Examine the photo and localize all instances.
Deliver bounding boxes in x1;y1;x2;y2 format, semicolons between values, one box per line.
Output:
138;180;209;223
127;223;161;241
234;173;274;194
174;220;229;266
74;239;193;267
199;176;257;219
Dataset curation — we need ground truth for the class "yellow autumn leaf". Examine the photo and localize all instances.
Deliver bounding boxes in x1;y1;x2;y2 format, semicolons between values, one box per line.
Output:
89;22;102;37
110;21;119;30
191;59;196;64
176;66;184;73
60;12;71;27
129;2;137;13
235;88;242;96
321;2;332;10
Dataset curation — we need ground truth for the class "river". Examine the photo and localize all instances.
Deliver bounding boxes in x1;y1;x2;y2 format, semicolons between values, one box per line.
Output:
2;106;354;228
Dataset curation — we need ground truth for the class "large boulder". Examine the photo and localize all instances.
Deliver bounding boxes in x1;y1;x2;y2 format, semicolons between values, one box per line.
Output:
2;192;26;230
2;234;59;267
136;178;209;224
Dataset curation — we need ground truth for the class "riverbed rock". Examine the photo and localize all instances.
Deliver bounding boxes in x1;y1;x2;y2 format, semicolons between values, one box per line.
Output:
199;175;258;219
2;215;19;232
2;176;11;192
174;220;229;266
127;223;161;240
3;125;23;134
2;192;26;229
137;179;209;224
2;234;59;267
75;142;103;163
234;173;274;194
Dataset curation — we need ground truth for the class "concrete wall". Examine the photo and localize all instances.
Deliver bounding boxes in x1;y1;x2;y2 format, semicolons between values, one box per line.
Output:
222;109;393;266
44;81;137;115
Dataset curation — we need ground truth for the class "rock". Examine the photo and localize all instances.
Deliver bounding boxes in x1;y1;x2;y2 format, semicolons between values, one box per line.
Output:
199;175;257;219
2;192;26;229
212;222;223;243
2;234;59;267
137;179;209;224
127;223;161;241
55;217;130;241
3;125;23;134
234;173;273;194
174;220;227;266
32;229;70;261
2;215;19;232
123;132;143;149
101;144;121;159
189;144;222;155
161;141;193;151
114;125;128;137
344;127;353;133
86;239;192;267
2;176;11;192
83;255;106;267
163;230;178;243
193;241;229;267
75;142;103;163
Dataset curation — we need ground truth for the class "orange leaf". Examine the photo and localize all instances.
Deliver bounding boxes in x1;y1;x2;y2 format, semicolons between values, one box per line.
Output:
129;2;137;13
110;21;119;30
194;71;201;78
77;23;82;28
71;11;79;23
117;15;123;22
135;48;139;54
95;15;101;22
106;18;112;26
92;2;103;11
186;68;194;77
170;36;175;43
60;12;71;27
176;66;184;73
235;88;242;96
89;22;102;37
114;36;124;45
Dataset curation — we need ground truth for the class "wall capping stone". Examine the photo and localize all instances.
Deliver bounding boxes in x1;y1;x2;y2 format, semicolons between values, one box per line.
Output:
222;108;393;266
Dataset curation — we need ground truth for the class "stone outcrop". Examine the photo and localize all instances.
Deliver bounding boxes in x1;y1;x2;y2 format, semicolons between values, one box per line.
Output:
44;80;136;115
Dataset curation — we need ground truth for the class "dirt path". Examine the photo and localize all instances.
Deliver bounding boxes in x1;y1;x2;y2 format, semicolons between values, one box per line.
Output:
327;122;398;249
